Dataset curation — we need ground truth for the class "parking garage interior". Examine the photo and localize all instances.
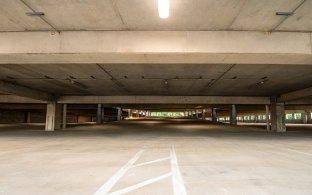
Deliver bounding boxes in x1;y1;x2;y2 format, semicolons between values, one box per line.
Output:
1;0;312;194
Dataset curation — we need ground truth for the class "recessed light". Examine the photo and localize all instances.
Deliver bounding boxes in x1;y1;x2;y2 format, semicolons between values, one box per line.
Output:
276;12;294;16
26;12;45;16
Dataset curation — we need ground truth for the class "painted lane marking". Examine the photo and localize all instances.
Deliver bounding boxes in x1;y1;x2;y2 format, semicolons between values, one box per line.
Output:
170;146;187;195
107;172;172;195
131;156;171;168
93;150;145;195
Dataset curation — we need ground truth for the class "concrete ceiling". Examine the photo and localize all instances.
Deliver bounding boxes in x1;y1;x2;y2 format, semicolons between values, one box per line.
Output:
0;0;311;32
0;0;311;103
0;64;311;97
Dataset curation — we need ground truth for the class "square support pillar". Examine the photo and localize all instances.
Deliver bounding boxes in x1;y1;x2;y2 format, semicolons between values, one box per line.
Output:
202;109;205;120
270;102;286;132
265;105;270;131
302;111;308;124
195;110;198;119
26;112;31;123
62;104;67;129
212;108;217;122
117;108;122;121
230;104;237;125
128;109;132;118
96;104;102;124
45;103;62;131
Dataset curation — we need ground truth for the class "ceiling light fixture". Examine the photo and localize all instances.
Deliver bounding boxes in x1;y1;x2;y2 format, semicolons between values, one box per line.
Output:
26;12;45;16
276;12;294;16
158;0;170;19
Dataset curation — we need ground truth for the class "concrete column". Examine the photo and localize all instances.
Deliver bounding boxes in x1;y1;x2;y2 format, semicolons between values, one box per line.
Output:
62;104;67;129
302;111;308;124
212;108;217;122
96;104;102;124
45;103;61;131
270;103;286;132
101;106;105;122
195;110;198;119
202;109;205;120
117;107;122;121
26;112;31;123
265;105;270;131
128;109;131;118
230;104;237;125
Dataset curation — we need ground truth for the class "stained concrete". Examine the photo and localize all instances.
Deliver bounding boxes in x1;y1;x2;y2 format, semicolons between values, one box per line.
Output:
0;119;312;194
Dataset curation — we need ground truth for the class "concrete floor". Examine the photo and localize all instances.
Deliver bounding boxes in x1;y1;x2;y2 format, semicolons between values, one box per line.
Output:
0;119;312;195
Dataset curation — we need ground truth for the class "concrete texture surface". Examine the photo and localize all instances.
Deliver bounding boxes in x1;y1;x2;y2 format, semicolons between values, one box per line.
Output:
0;119;312;195
0;0;311;31
1;64;312;97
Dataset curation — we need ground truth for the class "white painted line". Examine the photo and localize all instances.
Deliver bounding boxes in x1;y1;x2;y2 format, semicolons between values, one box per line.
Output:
131;156;171;168
170;145;187;195
93;149;145;195
108;172;172;195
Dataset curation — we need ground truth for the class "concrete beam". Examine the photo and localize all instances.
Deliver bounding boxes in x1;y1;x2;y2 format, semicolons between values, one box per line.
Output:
0;31;311;65
58;96;270;105
0;95;46;103
0;80;55;101
278;87;312;102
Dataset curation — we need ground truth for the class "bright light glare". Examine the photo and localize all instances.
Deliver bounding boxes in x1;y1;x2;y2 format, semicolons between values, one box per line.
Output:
158;0;169;19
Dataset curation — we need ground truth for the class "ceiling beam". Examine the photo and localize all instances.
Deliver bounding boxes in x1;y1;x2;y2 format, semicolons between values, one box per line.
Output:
0;31;311;65
0;80;55;101
278;87;312;102
0;95;46;103
58;96;270;105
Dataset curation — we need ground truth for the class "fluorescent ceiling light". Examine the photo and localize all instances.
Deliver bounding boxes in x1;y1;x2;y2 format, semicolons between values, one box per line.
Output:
276;12;294;16
25;12;45;16
158;0;169;19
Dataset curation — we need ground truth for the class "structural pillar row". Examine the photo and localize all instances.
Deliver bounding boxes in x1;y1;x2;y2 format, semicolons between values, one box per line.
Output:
230;104;237;125
270;102;286;132
45;102;62;131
